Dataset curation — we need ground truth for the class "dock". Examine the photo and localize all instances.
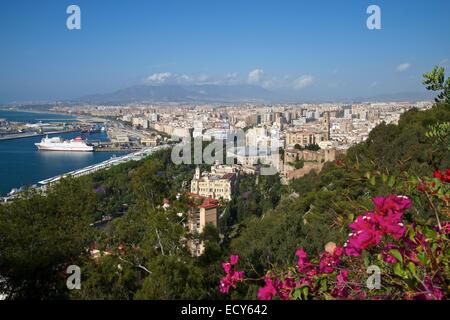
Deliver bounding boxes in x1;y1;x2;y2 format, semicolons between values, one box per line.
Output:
38;144;170;186
0;130;78;141
1;145;171;203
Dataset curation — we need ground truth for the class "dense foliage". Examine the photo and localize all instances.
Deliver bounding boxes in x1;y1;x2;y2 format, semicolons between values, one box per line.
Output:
220;175;449;300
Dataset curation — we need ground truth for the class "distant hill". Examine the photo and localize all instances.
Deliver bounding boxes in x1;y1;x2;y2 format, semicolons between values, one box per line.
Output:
70;84;436;105
353;91;435;103
77;84;276;104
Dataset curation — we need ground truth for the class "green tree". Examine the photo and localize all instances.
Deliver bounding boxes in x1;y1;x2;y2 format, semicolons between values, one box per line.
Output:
0;179;96;299
134;255;204;299
72;255;139;300
423;66;450;104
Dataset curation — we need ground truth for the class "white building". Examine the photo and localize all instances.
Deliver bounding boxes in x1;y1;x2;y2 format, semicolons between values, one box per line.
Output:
190;166;237;201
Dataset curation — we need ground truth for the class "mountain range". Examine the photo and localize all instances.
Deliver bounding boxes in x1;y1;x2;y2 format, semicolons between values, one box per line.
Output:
77;84;275;104
69;84;435;104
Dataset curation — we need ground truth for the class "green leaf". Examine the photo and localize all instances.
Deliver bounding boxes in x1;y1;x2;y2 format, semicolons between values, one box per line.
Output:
319;278;327;292
364;256;370;268
407;262;417;278
348;213;354;223
292;288;302;300
389;249;403;264
423;227;437;239
417;252;427;265
388;176;396;188
393;263;405;278
302;286;309;300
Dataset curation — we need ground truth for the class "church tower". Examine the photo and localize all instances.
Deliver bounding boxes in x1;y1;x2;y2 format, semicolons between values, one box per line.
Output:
322;112;331;141
191;166;201;194
195;166;201;180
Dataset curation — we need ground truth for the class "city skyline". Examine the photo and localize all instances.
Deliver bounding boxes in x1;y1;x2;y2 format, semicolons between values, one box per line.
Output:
1;0;450;103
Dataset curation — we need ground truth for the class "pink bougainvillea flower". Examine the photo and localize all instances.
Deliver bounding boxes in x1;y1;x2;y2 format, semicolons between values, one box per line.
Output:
295;248;308;260
332;269;349;298
343;243;360;257
373;195;411;216
222;261;232;274
382;243;399;264
375;214;406;239
230;255;239;265
348;212;377;232
258;277;278;300
219;187;448;300
336;269;348;286
416;276;445;300
219;256;244;294
276;278;297;300
344;228;382;256
219;277;232;294
231;270;244;282
319;246;343;273
298;277;312;287
441;221;450;235
344;196;412;256
295;248;311;272
219;269;244;294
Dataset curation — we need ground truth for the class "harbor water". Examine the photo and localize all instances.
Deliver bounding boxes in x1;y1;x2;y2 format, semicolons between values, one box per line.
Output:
0;110;127;196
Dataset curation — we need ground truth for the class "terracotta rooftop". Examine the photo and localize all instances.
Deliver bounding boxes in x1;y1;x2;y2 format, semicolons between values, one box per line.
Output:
197;198;219;209
221;172;236;180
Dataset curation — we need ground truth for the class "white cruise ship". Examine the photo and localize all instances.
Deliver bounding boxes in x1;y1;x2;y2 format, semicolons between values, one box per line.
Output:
35;136;94;152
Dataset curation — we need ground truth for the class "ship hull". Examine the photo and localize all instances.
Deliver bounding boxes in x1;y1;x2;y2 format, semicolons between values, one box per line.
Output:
35;144;94;152
34;136;94;152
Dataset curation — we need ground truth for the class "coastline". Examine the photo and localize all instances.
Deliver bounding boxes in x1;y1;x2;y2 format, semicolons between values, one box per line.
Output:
0;128;121;197
0;107;79;119
1;145;168;200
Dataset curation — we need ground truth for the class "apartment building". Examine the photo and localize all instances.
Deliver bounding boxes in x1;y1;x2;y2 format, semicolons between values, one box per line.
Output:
185;194;219;256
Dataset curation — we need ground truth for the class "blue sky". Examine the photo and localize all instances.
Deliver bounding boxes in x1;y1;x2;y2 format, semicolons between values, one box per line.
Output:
0;0;449;102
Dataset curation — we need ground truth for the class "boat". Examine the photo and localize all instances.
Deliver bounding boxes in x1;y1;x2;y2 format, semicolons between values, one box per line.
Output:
7;188;18;196
35;136;94;152
88;124;105;134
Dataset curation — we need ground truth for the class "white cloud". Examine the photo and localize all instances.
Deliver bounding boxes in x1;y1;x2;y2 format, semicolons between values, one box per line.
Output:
144;72;214;85
145;72;172;83
223;72;240;85
248;69;264;84
143;70;316;90
440;58;449;65
176;73;211;84
370;81;378;88
396;63;411;72
175;74;192;82
293;75;314;90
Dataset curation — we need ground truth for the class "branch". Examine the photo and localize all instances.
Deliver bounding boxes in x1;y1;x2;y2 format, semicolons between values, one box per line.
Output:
155;228;165;256
118;256;151;274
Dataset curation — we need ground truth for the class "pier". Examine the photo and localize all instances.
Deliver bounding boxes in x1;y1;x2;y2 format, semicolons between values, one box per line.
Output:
0;130;78;141
37;144;170;187
1;144;170;203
